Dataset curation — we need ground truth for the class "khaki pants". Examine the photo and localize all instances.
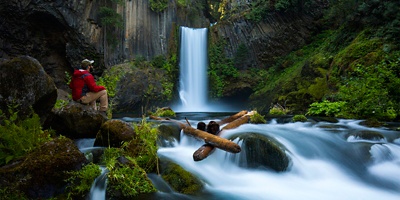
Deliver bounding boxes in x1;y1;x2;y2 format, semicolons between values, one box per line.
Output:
80;90;108;111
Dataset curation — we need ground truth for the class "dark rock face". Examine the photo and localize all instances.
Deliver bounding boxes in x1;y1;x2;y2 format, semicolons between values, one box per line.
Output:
0;137;88;199
0;1;99;90
0;0;209;91
0;56;57;123
44;102;107;139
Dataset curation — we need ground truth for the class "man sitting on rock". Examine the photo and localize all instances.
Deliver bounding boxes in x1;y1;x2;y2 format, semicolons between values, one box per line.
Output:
69;59;108;114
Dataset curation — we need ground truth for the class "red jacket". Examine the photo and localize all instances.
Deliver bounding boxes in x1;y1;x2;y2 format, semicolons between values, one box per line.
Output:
69;69;106;101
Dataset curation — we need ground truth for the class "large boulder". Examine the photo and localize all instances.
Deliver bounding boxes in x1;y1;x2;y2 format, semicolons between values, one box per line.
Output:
113;67;170;115
0;56;57;123
44;102;107;139
0;137;88;199
231;133;291;172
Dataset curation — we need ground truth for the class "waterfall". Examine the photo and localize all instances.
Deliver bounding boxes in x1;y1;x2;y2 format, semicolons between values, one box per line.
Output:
175;26;209;112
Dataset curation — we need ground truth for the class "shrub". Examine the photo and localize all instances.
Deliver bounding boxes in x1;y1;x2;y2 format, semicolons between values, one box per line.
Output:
306;100;347;117
0;107;51;165
269;104;289;115
65;163;101;200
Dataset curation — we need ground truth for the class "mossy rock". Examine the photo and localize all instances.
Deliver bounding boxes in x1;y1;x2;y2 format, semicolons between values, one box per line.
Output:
160;160;203;195
94;119;136;147
0;137;88;199
292;114;308;122
232;133;290;172
0;56;57;123
156;122;181;147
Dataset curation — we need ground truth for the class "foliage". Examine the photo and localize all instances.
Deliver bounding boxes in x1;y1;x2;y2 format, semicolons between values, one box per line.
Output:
176;0;188;7
95;119;158;198
0;188;27;200
268;103;290;115
125;118;159;172
65;163;101;200
306;100;347;117
65;71;72;85
97;66;124;99
0;106;51;166
153;107;176;117
292;114;307;122
102;148;156;198
99;7;123;28
337;54;400;120
249;3;400;120
234;43;249;67
54;99;69;109
250;111;267;124
99;6;124;47
150;0;169;13
208;39;237;98
107;158;156;198
245;0;319;22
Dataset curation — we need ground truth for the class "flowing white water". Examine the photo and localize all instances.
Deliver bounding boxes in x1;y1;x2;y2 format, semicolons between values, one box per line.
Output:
175;26;209;112
158;119;400;200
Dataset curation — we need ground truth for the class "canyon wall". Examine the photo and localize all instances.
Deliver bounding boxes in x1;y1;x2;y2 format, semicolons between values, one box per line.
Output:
0;0;209;89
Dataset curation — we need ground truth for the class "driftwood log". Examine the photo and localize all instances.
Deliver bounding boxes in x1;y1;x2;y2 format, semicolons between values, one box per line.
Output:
193;111;255;161
150;114;243;153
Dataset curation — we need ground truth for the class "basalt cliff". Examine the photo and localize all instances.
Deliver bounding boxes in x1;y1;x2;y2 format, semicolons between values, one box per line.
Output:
0;0;329;114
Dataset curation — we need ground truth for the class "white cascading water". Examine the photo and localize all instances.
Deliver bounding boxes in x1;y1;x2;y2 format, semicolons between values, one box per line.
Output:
175;26;209;112
158;119;400;200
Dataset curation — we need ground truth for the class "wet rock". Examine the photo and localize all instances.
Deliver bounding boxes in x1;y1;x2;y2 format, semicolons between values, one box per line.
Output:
232;133;290;172
94;119;136;147
159;159;204;195
348;130;385;141
156;122;182;147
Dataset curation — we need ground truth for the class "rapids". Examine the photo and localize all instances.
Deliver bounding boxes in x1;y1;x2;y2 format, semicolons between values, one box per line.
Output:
156;116;400;200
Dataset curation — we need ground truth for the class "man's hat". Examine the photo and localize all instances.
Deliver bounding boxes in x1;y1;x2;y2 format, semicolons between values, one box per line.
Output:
81;59;94;65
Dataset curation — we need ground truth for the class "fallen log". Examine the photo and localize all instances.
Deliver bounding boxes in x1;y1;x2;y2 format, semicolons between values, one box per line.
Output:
193;111;255;161
149;115;241;153
215;110;248;125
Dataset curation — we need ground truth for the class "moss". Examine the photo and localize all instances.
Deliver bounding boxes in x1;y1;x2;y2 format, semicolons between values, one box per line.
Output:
292;115;308;122
332;30;383;72
153;107;176;117
102;149;156;199
161;162;203;195
250;111;267;124
65;163;101;199
107;158;156;198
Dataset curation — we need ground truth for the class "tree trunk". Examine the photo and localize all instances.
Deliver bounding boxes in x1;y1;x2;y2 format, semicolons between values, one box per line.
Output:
193;111;255;161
